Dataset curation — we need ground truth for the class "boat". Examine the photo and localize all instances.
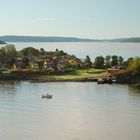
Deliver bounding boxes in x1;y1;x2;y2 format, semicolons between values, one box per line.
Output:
42;94;53;99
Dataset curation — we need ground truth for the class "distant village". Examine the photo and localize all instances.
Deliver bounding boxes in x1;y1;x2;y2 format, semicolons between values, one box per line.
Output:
0;45;92;73
0;44;129;73
0;44;139;80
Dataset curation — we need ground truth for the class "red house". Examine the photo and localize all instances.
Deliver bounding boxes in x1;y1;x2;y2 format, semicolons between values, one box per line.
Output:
108;66;127;77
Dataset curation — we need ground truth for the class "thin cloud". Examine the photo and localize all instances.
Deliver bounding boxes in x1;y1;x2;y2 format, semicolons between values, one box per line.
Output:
37;17;57;21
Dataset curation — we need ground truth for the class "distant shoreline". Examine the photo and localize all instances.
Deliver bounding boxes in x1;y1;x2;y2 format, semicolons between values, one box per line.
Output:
1;36;140;43
0;40;6;44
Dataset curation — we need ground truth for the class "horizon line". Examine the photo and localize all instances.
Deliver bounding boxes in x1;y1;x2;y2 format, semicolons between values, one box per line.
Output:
0;35;140;40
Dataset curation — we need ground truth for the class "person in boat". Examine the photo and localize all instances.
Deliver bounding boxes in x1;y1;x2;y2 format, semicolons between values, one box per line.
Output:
42;94;52;99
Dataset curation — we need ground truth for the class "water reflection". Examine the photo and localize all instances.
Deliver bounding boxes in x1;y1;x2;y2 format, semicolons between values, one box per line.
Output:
0;81;21;99
0;80;20;91
128;85;140;95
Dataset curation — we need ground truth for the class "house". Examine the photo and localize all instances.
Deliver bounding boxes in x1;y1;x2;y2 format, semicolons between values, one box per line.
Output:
69;57;81;65
30;61;39;69
15;57;23;69
58;60;66;72
108;66;127;77
44;61;53;71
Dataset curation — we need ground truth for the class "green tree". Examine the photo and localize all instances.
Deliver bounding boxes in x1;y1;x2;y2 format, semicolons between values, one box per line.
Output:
21;47;39;57
0;45;17;65
40;48;45;55
118;56;124;66
55;48;59;52
84;55;92;69
0;47;6;63
94;56;104;69
105;55;111;68
54;49;67;56
127;57;133;65
111;55;118;66
128;57;140;75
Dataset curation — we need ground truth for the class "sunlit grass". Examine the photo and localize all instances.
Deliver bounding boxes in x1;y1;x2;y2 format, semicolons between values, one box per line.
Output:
48;69;107;79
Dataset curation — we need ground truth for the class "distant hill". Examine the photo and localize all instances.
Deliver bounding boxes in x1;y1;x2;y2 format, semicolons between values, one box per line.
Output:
108;37;140;43
0;36;140;43
0;40;6;44
0;36;99;42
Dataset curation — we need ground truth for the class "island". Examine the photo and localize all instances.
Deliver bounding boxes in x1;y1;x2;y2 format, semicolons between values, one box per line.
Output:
0;40;6;44
0;44;139;85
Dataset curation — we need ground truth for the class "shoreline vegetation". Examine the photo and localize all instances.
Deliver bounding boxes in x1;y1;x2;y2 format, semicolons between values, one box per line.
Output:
0;44;140;85
0;69;106;82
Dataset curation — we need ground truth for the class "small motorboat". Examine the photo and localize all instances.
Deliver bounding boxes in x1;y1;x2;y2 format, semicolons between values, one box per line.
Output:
42;94;53;99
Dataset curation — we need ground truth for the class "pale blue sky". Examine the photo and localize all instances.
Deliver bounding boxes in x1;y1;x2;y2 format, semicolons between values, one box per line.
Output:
0;0;140;39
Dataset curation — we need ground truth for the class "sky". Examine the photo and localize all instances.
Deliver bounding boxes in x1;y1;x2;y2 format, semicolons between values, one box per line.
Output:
0;0;140;39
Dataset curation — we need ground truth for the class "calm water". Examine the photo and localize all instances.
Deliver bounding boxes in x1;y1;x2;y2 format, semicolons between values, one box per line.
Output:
1;42;140;59
0;81;140;140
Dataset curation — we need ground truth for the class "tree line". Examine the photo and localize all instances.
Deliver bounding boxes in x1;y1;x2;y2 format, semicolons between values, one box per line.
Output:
93;55;127;69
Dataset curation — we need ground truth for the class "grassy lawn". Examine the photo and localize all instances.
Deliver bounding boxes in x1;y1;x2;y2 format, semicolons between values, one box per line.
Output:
0;68;107;80
48;69;107;79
